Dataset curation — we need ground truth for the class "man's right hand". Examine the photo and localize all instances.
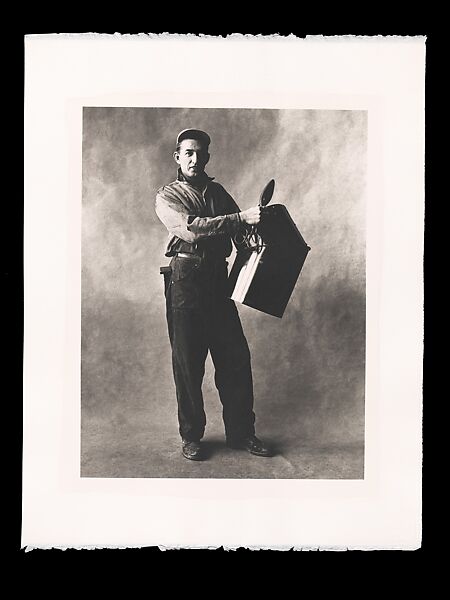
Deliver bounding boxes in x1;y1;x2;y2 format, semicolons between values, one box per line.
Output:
240;206;262;226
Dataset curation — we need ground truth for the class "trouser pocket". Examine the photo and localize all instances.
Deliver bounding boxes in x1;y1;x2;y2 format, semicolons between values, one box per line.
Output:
169;257;202;310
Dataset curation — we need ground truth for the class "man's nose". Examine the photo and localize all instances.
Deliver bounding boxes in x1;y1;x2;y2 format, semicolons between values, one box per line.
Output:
190;153;198;164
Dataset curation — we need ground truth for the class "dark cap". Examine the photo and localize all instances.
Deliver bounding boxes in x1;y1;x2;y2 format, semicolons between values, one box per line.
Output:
176;128;211;147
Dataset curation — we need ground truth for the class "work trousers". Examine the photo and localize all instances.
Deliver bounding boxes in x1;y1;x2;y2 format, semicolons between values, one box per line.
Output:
163;255;256;442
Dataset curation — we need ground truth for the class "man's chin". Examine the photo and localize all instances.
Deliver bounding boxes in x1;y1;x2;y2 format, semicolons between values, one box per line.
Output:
185;171;203;180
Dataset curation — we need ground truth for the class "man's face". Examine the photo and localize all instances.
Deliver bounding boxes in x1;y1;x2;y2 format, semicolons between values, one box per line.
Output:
174;139;210;181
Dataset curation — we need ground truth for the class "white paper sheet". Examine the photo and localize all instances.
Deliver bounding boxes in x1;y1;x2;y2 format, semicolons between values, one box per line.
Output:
23;33;425;550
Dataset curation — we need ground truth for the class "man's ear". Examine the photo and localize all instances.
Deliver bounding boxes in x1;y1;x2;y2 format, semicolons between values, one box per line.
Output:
173;151;180;165
205;152;210;166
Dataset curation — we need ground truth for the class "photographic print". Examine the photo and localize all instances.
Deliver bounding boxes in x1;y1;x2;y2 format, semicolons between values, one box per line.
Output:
81;106;367;479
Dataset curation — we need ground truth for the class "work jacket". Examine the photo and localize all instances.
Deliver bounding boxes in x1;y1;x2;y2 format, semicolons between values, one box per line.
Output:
155;169;244;258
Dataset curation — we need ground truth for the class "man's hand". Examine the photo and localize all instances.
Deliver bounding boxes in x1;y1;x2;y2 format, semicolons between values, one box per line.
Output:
240;206;262;226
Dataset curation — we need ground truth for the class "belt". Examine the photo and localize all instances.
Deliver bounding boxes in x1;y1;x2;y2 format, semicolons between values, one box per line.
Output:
175;251;225;262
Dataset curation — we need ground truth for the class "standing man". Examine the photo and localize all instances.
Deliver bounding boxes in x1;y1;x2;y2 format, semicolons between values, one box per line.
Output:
155;128;272;461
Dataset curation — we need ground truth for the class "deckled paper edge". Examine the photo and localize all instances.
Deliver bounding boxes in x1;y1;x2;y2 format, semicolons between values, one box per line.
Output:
23;32;427;41
24;544;420;552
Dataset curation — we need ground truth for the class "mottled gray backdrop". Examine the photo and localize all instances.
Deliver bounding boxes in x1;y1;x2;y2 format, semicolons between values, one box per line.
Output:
81;107;366;478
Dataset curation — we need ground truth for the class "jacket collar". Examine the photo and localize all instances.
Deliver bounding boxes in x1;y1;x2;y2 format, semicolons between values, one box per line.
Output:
176;167;215;186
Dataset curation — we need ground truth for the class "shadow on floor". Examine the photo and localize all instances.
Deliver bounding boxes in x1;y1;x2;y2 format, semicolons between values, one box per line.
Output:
81;427;364;480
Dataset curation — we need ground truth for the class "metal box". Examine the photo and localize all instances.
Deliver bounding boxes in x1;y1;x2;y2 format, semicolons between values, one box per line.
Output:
228;204;310;318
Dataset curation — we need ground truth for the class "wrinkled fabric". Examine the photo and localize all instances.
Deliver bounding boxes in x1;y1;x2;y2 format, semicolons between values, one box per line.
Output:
164;256;256;442
157;169;256;442
155;169;243;257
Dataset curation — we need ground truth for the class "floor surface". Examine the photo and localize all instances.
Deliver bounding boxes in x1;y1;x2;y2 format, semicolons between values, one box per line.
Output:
81;414;364;479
